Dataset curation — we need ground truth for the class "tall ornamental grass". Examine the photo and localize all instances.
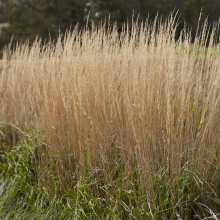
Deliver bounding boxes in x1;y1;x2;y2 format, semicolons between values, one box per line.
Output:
0;13;220;219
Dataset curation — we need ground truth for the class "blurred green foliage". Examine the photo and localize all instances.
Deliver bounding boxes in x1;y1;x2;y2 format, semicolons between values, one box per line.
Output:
0;0;220;52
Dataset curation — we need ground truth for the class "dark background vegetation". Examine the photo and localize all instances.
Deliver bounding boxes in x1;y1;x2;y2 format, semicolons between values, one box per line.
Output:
0;0;220;55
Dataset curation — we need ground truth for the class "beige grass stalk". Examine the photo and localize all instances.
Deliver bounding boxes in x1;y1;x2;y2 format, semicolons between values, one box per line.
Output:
0;12;220;216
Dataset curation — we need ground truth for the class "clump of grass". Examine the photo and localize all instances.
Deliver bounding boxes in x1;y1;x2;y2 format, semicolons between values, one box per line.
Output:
0;12;220;219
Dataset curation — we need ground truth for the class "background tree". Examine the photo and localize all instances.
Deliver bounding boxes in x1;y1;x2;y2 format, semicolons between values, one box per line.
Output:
21;0;87;40
0;0;220;53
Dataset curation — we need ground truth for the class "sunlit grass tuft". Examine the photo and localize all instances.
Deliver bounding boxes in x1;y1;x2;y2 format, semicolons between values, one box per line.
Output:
0;12;220;219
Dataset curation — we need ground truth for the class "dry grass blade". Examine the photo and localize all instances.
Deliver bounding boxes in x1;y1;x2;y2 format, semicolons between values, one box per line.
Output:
0;12;220;219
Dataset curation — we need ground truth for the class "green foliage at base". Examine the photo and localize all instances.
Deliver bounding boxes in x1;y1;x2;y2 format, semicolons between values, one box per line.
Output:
0;126;219;220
